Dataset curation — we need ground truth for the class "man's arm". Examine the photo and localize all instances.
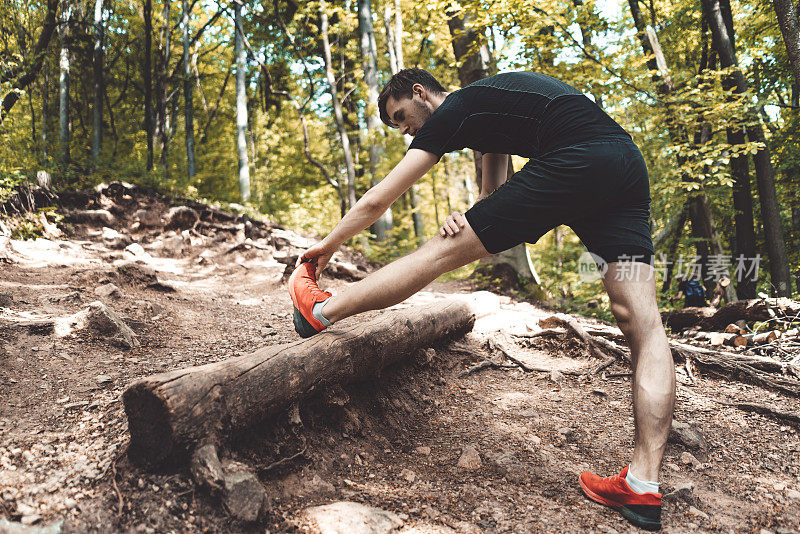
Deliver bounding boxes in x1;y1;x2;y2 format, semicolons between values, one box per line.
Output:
480;153;509;199
299;149;437;275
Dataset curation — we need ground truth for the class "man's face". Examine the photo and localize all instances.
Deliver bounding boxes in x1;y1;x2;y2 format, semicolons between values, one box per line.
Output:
385;90;434;137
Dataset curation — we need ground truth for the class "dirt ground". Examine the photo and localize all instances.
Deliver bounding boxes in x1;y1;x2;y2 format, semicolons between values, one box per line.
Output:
1;194;799;533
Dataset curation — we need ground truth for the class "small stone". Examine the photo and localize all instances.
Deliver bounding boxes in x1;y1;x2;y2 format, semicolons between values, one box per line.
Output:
299;501;402;533
414;446;431;456
558;427;574;441
669;421;708;460
164;206;200;230
550;370;565;385
63;498;77;509
664;481;695;504
786;489;800;501
400;469;416;483
679;451;702;469
134;209;161;228
0;292;13;307
94;283;120;298
688;506;709;520
95;375;113;385
665;462;681;472
457;444;482;470
124;243;148;257
222;470;268;522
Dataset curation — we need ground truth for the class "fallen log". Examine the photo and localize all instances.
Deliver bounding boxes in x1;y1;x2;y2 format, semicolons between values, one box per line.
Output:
123;300;475;468
661;307;716;330
690;331;748;347
700;298;800;330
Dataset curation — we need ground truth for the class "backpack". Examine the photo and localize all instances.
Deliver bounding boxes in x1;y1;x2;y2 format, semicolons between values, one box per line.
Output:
683;280;705;299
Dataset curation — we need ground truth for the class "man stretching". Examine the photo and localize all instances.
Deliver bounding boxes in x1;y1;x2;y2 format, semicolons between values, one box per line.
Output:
288;68;675;530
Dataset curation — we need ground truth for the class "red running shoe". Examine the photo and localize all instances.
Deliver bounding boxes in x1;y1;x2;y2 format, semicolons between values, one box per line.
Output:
579;466;662;530
288;262;332;338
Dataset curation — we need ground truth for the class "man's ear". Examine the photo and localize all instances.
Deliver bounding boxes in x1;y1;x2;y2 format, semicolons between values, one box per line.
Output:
412;83;426;100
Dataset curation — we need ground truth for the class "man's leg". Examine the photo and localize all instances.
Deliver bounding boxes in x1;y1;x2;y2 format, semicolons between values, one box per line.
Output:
602;261;675;481
321;220;490;324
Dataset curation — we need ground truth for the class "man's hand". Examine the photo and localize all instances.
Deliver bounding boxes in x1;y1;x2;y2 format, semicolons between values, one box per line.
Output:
297;239;337;278
439;210;468;238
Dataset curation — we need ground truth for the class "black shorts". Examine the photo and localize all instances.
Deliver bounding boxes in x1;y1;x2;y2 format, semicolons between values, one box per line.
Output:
464;135;654;265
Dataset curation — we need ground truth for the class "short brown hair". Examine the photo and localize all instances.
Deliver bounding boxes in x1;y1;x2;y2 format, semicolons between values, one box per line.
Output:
378;68;446;128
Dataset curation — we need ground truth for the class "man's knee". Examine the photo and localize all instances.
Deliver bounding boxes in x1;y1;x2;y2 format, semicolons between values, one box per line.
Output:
611;299;662;335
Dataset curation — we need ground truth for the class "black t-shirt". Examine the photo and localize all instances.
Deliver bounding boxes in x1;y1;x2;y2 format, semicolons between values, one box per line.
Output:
408;71;628;160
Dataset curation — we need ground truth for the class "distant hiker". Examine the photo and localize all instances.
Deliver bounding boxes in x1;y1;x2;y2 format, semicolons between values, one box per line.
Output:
289;69;673;530
673;274;708;308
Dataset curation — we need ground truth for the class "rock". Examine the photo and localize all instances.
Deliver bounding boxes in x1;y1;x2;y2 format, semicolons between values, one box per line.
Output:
124;243;148;257
94;283;120;298
486;452;527;483
664;481;695;504
558;427;575;441
786;488;800;501
134;209;161;227
222;470;269;522
0;291;12;307
299;501;403;534
55;301;138;348
304;474;335;496
0;518;63;533
101;227;132;249
67;209;115;226
679;451;702;469
164;206;199;230
457;445;482;470
669;421;708;460
161;235;185;257
550;370;565;385
95;375;113;386
399;469;416;483
414;446;431;456
687;506;709;520
115;262;158;287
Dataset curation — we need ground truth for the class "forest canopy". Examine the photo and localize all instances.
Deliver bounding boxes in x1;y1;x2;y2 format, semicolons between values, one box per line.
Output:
1;0;798;302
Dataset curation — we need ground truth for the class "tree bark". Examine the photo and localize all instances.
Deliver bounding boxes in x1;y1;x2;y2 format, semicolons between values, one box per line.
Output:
123;300;475;468
320;5;357;210
358;0;393;240
58;4;72;163
41;64;50;162
0;0;59;125
143;0;154;170
182;0;196;179
234;1;250;202
773;0;800;86
92;0;104;165
156;0;171;174
702;0;792;296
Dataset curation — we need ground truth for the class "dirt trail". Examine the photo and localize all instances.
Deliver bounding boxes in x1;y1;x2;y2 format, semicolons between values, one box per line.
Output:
1;196;799;533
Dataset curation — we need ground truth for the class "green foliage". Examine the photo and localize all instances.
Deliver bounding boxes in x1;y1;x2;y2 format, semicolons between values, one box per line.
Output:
0;0;797;301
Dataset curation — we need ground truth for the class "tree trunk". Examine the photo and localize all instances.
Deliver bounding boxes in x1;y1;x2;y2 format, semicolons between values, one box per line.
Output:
358;0;392;240
702;0;792;296
41;64;50;162
384;0;423;242
182;0;196;179
58;4;71;163
234;2;250;202
320;5;357;210
156;0;171;174
0;0;58;126
123;300;475;468
143;0;154;170
382;4;398;75
773;0;800;86
92;0;104;165
447;10;540;290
